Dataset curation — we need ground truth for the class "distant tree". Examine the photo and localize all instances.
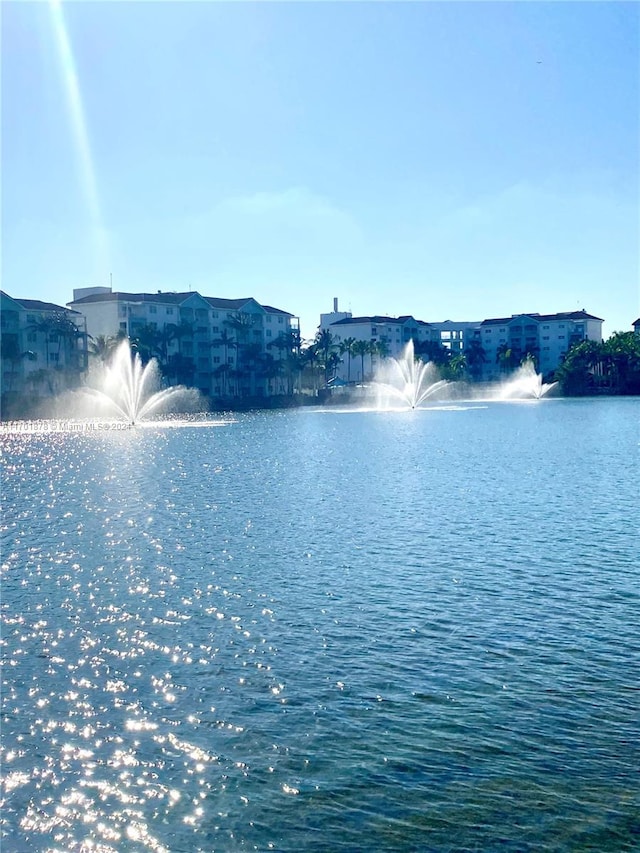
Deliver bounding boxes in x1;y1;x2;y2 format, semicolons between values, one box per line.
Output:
314;329;336;383
88;334;119;363
414;339;450;366
131;324;161;364
447;353;467;380
351;340;370;382
165;352;195;386
464;338;487;381
211;330;236;395
301;343;321;392
338;337;357;382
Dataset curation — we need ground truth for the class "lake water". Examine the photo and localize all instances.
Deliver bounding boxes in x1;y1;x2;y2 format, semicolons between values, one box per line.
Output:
2;398;639;852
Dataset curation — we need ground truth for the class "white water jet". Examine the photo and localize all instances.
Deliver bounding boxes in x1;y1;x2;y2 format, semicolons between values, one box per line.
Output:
83;340;197;424
498;361;558;400
373;340;451;409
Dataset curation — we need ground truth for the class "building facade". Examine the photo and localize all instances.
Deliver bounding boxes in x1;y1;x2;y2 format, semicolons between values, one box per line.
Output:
67;288;298;398
318;299;603;384
480;311;603;380
1;291;88;400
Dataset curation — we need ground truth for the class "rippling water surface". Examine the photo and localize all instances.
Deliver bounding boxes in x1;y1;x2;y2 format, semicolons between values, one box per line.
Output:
2;399;639;852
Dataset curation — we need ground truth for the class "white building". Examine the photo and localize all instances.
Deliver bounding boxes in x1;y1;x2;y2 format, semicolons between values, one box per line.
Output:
67;288;298;398
480;311;603;380
1;291;88;400
426;320;482;354
321;314;428;382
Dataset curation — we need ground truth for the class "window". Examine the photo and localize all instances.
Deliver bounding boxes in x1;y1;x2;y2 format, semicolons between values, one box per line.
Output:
558;335;565;340
228;356;233;363
542;325;549;330
372;327;377;335
267;315;272;323
27;314;36;323
167;307;174;315
149;305;157;314
27;332;37;343
49;333;58;342
542;336;549;341
212;326;219;333
267;330;272;337
119;306;127;317
278;317;283;324
559;324;565;329
213;356;220;364
212;311;219;319
441;332;451;340
120;322;127;331
49;353;59;362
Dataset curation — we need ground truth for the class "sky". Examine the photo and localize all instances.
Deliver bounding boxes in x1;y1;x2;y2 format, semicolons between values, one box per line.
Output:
2;0;639;340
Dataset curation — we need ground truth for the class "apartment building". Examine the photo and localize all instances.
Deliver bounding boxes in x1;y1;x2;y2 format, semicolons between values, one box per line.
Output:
480;311;603;380
1;291;88;398
67;288;297;397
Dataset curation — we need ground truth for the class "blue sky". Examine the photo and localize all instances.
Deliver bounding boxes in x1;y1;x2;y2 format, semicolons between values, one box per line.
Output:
2;1;638;339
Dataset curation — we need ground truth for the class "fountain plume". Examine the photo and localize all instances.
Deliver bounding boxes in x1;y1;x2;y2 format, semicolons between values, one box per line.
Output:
84;340;198;424
498;360;558;400
374;340;451;409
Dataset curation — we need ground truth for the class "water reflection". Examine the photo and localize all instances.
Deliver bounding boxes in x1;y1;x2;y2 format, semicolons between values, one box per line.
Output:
2;402;639;851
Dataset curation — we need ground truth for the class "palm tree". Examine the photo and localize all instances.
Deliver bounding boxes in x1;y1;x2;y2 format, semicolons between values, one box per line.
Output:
414;339;450;366
314;329;335;384
447;353;467;380
259;353;283;395
496;343;514;374
166;352;195;386
464;338;487;381
286;351;305;395
27;315;55;366
368;339;390;377
325;351;341;381
88;334;119;363
301;343;321;393
211;330;236;396
339;337;357;382
237;341;263;396
213;362;233;397
351;340;369;382
131;324;161;364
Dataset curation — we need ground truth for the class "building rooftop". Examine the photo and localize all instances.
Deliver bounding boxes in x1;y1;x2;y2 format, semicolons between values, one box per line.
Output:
481;310;603;326
330;315;422;326
67;291;294;317
69;291;193;305
14;297;81;315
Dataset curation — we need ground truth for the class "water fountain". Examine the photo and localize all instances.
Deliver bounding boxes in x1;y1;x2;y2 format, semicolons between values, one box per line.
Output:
373;340;451;409
497;360;558;400
83;339;199;424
